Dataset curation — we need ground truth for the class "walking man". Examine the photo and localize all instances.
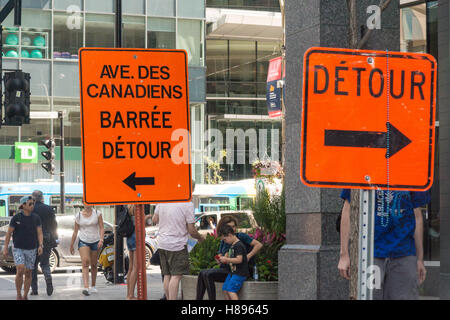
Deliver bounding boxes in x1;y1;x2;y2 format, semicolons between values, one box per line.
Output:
31;190;58;296
2;196;43;300
338;189;429;300
152;180;205;300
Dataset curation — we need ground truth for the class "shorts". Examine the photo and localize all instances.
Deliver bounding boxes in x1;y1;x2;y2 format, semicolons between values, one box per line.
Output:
222;274;247;293
13;248;37;270
78;239;99;251
159;247;189;276
373;255;419;300
127;232;136;251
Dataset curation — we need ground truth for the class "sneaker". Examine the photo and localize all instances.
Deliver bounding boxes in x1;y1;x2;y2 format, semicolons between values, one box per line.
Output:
89;287;98;294
46;279;53;296
82;289;90;296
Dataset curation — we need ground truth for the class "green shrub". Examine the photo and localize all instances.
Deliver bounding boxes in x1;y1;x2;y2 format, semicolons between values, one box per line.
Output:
250;184;286;281
252;187;285;234
188;233;221;275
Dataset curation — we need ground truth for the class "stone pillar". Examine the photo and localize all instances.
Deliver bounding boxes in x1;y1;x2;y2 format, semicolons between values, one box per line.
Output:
279;0;399;300
438;0;450;300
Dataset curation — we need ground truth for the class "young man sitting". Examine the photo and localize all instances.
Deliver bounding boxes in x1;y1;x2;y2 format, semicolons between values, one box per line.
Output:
217;224;250;300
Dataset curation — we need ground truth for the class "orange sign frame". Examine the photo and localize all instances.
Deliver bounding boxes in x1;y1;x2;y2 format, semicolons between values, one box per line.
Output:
79;48;191;204
301;47;437;191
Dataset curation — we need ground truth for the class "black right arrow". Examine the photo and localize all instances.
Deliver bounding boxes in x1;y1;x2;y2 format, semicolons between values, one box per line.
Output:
123;172;155;191
324;122;412;158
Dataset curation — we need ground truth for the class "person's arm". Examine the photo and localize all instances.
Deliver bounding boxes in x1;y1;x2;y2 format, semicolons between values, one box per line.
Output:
152;206;159;225
50;209;58;240
187;223;205;243
98;212;105;248
247;239;262;261
414;207;426;284
70;221;80;255
144;214;153;227
338;200;351;280
220;254;242;264
187;223;205;242
2;226;14;259
37;226;44;256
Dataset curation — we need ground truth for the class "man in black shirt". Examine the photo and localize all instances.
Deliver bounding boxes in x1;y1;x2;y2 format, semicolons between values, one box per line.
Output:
31;190;58;296
2;196;43;300
217;224;249;300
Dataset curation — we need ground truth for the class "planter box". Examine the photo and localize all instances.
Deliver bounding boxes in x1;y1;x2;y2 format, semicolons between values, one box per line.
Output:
181;275;278;300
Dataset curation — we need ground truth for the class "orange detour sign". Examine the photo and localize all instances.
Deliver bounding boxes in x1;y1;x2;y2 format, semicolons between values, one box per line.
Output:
301;47;437;191
79;48;191;204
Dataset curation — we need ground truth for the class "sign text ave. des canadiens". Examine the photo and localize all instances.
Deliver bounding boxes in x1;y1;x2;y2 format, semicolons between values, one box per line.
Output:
301;47;437;191
79;48;191;205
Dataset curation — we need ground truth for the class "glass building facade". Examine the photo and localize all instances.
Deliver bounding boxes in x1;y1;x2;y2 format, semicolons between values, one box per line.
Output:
205;8;283;181
0;0;206;183
400;0;439;263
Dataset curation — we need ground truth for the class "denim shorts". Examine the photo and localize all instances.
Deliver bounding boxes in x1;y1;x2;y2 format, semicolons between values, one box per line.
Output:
127;232;136;251
222;274;247;293
78;239;99;251
12;248;37;270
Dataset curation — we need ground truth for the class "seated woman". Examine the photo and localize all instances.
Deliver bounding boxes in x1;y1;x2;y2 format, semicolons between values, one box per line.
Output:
195;215;262;300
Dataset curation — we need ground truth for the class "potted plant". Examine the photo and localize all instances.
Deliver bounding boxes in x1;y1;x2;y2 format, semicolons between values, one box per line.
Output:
181;186;285;300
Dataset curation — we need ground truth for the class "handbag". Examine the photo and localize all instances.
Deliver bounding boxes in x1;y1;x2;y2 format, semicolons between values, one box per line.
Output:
150;249;161;266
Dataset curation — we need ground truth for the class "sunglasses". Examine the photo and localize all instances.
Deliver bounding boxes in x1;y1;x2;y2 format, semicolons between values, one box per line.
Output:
21;196;34;207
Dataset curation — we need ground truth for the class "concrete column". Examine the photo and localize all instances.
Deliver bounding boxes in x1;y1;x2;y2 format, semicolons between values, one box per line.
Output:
280;0;399;300
438;0;450;300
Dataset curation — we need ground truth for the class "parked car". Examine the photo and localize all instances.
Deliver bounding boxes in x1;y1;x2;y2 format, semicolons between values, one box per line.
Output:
0;214;155;274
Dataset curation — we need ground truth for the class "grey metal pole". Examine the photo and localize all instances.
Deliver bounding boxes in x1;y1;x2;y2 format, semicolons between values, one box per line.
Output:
113;0;124;285
357;189;375;300
59;111;64;214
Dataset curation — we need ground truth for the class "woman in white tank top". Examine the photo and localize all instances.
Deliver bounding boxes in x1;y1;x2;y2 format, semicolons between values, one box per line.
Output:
70;205;104;296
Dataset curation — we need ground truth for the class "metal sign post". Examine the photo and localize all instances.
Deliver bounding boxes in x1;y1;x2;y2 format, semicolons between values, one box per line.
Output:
135;204;147;300
357;189;375;300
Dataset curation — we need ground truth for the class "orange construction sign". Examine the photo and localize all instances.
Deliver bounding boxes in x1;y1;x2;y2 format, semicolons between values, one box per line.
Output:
301;47;437;191
79;48;191;205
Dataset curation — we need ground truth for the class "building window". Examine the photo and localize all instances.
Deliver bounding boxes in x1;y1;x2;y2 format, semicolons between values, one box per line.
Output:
177;19;203;66
147;17;176;49
123;16;145;48
85;14;114;48
147;0;175;17
206;0;280;12
400;0;439;262
54;0;82;11
178;0;205;18
53;11;83;59
400;3;427;53
85;0;114;13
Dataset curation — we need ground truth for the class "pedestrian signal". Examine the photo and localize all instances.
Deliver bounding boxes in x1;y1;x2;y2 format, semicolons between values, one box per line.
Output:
41;138;55;174
3;71;31;126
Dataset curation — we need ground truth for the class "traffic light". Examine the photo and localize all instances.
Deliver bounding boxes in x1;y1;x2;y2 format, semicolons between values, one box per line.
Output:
3;70;31;126
41;138;55;174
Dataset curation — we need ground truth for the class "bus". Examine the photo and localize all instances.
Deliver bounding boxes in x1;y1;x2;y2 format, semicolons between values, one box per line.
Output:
192;179;256;213
0;179;258;220
0;182;116;223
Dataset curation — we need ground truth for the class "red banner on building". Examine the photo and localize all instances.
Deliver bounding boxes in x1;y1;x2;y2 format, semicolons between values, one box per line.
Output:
266;57;283;118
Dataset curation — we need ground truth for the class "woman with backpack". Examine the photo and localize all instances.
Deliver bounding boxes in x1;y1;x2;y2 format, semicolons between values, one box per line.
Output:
70;205;104;296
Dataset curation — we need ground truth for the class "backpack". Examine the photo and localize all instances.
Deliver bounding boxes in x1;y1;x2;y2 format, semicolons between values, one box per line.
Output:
116;206;135;238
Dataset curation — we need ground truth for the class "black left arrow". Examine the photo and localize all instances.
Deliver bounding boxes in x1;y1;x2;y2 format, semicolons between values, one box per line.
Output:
123;172;155;191
324;122;412;158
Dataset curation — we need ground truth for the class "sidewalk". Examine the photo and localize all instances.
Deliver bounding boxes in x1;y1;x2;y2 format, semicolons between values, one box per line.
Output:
0;266;165;301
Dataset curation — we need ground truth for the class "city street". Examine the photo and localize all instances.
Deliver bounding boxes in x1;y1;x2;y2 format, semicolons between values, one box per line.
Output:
0;265;165;300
